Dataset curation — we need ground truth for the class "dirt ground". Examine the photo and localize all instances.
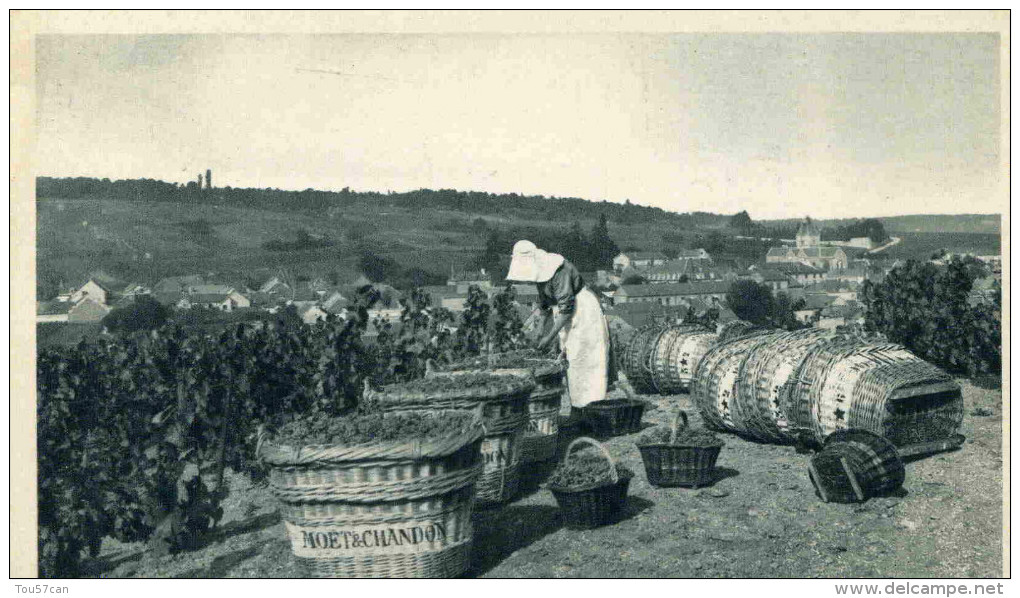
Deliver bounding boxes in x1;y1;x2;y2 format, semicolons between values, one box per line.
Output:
90;378;1004;579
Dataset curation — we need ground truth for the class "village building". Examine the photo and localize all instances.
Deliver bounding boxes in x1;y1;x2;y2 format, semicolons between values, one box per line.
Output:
178;290;251;312
447;269;491;293
756;262;826;286
297;304;328;325
644;260;733;284
745;269;791;292
765;218;849;271
421;285;471;311
69;279;113;305
67;298;112;323
614;280;732;306
612;251;669;272
153;274;205;295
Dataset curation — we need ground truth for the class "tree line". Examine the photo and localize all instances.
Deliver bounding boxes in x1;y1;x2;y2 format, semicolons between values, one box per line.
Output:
37;176;715;228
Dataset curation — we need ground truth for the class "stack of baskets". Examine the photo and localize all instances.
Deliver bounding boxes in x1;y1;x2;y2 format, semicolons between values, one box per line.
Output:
365;372;535;507
430;351;566;463
691;330;964;447
261;416;486;578
617;322;717;395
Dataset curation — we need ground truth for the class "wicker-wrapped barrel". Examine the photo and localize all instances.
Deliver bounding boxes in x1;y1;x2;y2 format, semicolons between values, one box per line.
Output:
809;429;906;503
791;341;964;446
648;324;712;395
691;333;778;432
433;352;566;464
663;329;719;394
621;325;662;394
736;328;832;443
716;319;758;343
261;420;485;578
366;372;535;506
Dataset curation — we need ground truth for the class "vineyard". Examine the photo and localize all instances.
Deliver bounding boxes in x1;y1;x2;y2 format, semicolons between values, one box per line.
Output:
36;285;529;578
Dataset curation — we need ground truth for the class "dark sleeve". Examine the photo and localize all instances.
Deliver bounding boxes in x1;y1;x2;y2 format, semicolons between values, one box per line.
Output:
542;263;583;316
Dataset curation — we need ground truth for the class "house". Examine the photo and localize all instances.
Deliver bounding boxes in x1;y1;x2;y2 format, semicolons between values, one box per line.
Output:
645;260;731;284
68;298;112;323
447;269;491;292
259;276;293;297
187;283;234;296
321;291;349;313
69;279;110;306
37;300;71;323
504;284;541;307
759;262;826;286
613;251;669;272
614;280;732;306
826;266;868;284
794;294;838;323
153;275;205;295
298;304;328;325
674;248;712;261
421;285;471;311
746;269;791;292
179;290;251;312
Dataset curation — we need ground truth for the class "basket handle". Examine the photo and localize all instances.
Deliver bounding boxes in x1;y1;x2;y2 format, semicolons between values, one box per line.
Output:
563;436;619;484
669;410;690;445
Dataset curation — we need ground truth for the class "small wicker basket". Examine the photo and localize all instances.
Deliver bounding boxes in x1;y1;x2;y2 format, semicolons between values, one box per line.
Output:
808;429;905;504
581;398;646;437
637;411;724;488
548;437;633;529
261;418;485;578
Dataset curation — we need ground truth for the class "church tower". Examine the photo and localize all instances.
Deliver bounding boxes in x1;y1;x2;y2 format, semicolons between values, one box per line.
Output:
796;217;821;248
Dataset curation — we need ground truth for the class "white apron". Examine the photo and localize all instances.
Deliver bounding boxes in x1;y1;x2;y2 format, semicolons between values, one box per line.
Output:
556;287;610;408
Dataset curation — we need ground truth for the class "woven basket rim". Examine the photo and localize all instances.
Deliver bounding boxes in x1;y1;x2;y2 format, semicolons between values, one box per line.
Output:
260;422;485;466
582;398;645;411
438;352;565;378
367;371;536;405
635;437;725;449
547;470;635;494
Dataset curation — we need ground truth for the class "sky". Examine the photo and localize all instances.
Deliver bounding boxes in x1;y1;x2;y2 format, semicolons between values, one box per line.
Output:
35;33;1003;220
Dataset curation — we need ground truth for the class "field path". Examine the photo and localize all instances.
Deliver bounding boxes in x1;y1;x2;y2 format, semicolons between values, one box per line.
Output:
868;236;902;254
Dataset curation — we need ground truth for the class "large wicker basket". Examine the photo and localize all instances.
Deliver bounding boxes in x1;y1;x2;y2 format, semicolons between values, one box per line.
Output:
637;411;724;488
430;352;566;464
808;429;905;503
548;437;633;529
663;329;718;394
648;324;711;395
791;340;964;446
367;371;535;507
736;328;831;443
261;419;485;578
692;333;777;432
621;326;662;394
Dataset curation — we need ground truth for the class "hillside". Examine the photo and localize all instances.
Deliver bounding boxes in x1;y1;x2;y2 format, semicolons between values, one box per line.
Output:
35;177;1002;297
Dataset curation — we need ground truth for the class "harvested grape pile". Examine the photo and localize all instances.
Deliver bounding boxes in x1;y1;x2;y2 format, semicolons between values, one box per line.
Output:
636;427;723;447
547;452;634;490
270;411;477;447
395;372;532;394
